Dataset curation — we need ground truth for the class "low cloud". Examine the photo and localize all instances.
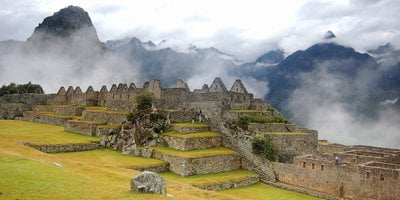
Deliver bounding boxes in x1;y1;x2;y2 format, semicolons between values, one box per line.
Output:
286;60;400;148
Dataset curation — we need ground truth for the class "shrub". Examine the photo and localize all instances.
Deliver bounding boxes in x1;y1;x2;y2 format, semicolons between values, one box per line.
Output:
228;117;249;131
0;82;43;96
252;134;279;161
136;92;153;112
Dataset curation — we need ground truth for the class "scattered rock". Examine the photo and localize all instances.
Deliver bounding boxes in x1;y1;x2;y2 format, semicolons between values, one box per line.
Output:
53;162;63;168
131;171;166;195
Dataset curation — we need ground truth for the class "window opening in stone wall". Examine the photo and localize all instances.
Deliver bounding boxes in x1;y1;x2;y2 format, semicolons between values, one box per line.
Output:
380;174;384;181
366;172;370;179
312;163;315;169
321;165;324;171
303;162;306;168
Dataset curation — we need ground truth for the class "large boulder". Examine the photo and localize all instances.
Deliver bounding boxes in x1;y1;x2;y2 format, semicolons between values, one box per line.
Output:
131;171;166;195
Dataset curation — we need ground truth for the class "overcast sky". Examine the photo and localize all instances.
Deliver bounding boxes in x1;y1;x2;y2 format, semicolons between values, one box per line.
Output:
1;0;399;60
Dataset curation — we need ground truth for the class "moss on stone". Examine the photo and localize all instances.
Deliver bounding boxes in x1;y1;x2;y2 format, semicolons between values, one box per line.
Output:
152;146;236;158
163;131;219;139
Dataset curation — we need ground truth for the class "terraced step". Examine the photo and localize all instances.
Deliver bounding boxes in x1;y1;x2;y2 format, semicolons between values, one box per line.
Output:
171;122;209;134
162;170;259;191
64;120;105;136
82;109;129;124
162;131;222;151
151;147;241;176
20;111;80;126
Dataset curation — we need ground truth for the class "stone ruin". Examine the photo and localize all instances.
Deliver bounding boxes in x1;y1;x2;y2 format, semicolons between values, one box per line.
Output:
5;77;400;200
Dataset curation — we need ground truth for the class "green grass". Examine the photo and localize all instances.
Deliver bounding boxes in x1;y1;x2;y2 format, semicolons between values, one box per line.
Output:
0;120;99;145
245;114;290;124
219;183;320;200
161;170;257;186
0;120;319;199
85;109;130;115
84;106;108;110
56;149;168;169
25;111;81;119
163;131;219;138
67;119;106;125
225;109;260;113
172;122;208;128
152;147;236;158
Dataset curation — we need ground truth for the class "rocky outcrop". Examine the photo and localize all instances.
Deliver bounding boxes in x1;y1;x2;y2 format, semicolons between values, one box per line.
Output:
131;171;166;195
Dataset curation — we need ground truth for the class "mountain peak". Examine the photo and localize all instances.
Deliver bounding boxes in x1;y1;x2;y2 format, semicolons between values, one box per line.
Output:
255;49;284;64
27;5;100;43
368;43;394;55
324;30;336;40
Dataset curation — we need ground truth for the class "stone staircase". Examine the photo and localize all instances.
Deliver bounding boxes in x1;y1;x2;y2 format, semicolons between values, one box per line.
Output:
152;122;260;190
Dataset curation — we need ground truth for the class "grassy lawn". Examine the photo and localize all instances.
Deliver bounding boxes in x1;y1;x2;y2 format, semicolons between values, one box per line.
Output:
151;147;236;158
0;120;99;145
56;149;168;169
172;122;208;128
0;120;320;199
163;131;219;139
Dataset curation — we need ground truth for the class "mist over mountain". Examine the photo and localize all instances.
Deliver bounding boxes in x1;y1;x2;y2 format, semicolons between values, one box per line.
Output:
1;6;400;147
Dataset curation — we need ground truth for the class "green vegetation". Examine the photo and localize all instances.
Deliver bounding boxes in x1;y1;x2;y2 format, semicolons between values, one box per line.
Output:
136;92;154;112
0;120;317;199
163;131;219;139
152;147;236;158
85;109;129;115
252;134;279;161
56;149;168;169
25;111;81;119
172;122;208;128
67;119;106;125
84;106;108;110
97;124;122;129
0;82;43;96
0;120;99;145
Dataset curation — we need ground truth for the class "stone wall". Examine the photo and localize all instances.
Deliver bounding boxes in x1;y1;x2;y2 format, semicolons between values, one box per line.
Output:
0;94;52;119
273;155;400;200
21;111;76;126
24;142;98;153
162;135;221;151
81;110;128;124
265;132;318;154
248;123;298;132
152;151;241;176
64;120;100;136
54;106;84;116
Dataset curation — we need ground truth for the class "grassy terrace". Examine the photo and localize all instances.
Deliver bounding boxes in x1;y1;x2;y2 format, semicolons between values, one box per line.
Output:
85;109;130;115
25;111;81;119
224;109;261;113
67;119;106;125
97;124;123;129
84;106;108;110
172;122;208;128
163;131;219;138
56;149;168;169
0;120;99;145
0;120;320;199
151;147;236;158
